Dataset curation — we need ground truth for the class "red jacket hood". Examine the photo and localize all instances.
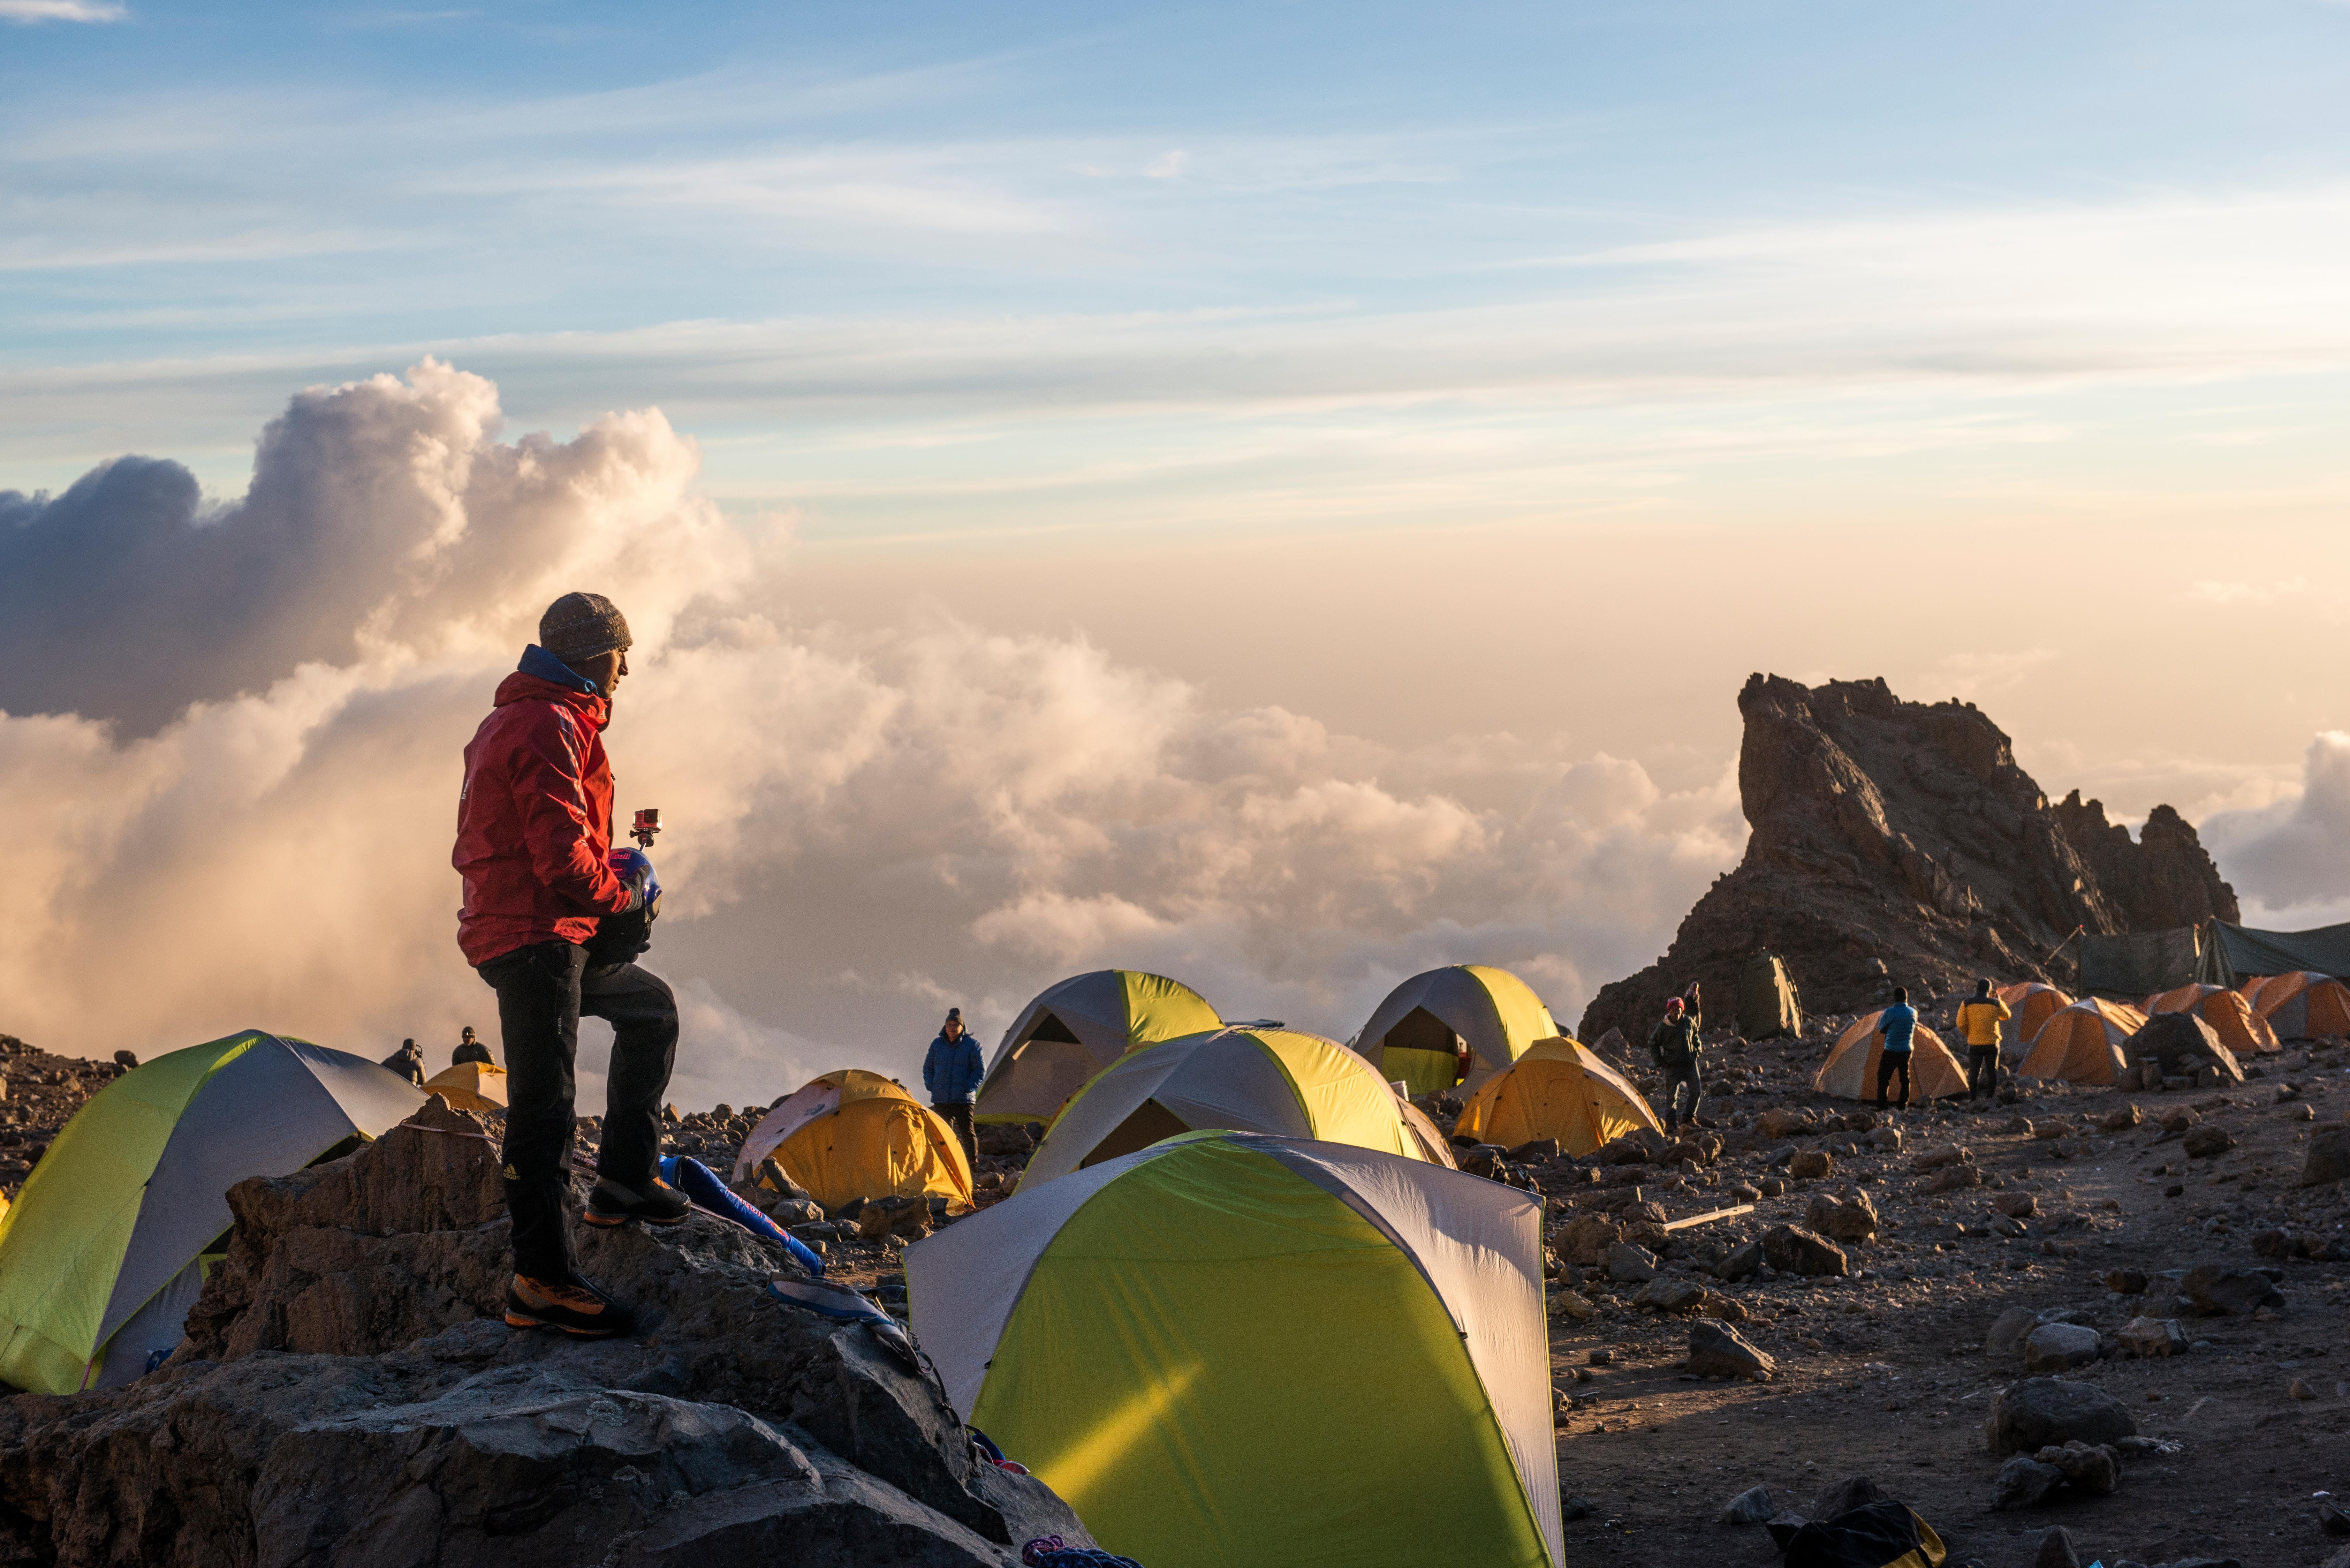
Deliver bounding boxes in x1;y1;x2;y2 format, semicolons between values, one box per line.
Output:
492;670;610;727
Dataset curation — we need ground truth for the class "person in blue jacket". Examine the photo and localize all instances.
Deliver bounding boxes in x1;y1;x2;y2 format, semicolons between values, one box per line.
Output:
1876;985;1918;1110
923;1008;984;1166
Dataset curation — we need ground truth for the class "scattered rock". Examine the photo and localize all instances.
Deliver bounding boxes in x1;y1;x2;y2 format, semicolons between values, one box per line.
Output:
2115;1317;2188;1359
2290;1377;2318;1400
1761;1224;1849;1277
1687;1320;1777;1383
1995;1192;2038;1219
1558;1213;1623;1266
1604;1241;1659;1283
2035;1524;2082;1568
1715;1240;1763;1283
1636;1277;1707;1314
2181;1125;2235;1159
1757;1108;1816;1139
2303;1127;2350;1187
1986;1306;2039;1358
1560;1494;1596;1521
2320;1501;2350;1537
1927;1164;1986;1195
1788;1149;1836;1180
2023;1323;2104;1374
2034;1440;2120;1495
2179;1264;2285;1317
1992;1455;2067;1511
1805;1191;1879;1242
1985;1378;2137;1456
1721;1484;1776;1525
1914;1144;1973;1172
2104;1268;2149;1294
2100;1104;2143;1133
1547;1289;1597;1322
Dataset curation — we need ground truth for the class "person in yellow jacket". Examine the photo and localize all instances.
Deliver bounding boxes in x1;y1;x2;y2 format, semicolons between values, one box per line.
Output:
1953;979;2012;1105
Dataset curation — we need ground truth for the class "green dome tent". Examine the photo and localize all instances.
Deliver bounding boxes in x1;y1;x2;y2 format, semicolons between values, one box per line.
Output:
1353;964;1558;1097
906;1130;1559;1568
0;1030;425;1394
973;969;1221;1125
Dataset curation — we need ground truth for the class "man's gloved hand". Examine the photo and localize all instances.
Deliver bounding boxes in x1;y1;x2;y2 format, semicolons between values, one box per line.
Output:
609;848;662;917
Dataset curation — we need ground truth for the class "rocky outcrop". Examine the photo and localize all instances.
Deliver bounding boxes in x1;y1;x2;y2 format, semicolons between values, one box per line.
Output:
0;1100;1089;1566
1581;675;2238;1040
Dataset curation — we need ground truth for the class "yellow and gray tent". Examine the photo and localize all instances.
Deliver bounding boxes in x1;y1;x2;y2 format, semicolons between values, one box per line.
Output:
732;1068;973;1211
1353;964;1557;1096
906;1130;1559;1568
1016;1026;1429;1190
974;970;1220;1125
0;1030;424;1395
1453;1036;1662;1155
422;1060;508;1115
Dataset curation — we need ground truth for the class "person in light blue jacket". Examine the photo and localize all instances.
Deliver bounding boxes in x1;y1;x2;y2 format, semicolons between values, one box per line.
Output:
923;1008;984;1166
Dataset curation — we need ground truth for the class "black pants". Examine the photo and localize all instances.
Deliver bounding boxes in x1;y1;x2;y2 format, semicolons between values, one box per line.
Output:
1967;1045;2000;1101
936;1102;977;1169
479;940;678;1281
1663;1063;1702;1128
1875;1052;1912;1108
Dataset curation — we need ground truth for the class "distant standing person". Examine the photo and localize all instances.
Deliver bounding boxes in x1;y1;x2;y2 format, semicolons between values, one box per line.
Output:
1952;980;2011;1106
924;1008;983;1166
381;1037;426;1086
452;1026;495;1067
1647;983;1705;1132
1876;986;1918;1110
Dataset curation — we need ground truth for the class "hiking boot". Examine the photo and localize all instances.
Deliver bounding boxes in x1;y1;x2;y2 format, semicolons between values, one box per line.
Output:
585;1173;691;1228
505;1273;636;1337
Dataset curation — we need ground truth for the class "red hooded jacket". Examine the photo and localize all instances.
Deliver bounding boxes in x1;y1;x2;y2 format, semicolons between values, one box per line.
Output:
452;666;634;966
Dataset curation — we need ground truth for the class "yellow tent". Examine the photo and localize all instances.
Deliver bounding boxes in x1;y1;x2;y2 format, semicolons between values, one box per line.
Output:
1814;1011;1969;1101
422;1061;508;1115
732;1069;973;1211
974;970;1221;1125
1996;982;2072;1053
2142;984;2278;1057
2017;998;2145;1085
1353;964;1558;1097
1017;1027;1430;1191
1453;1037;1662;1154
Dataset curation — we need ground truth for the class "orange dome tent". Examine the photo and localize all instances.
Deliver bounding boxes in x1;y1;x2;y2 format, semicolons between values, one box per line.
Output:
422;1061;508;1115
1814;1012;1969;1102
732;1069;973;1211
2143;984;2279;1057
2247;972;2350;1041
1996;983;2072;1055
2017;999;2146;1086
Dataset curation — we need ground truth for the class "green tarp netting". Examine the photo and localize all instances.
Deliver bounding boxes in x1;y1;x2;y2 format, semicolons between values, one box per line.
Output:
2081;920;2350;998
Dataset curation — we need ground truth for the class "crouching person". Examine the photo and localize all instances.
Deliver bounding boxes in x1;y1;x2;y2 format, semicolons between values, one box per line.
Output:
453;591;686;1339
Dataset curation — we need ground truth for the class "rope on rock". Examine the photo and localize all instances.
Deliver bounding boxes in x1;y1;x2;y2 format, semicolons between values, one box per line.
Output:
1020;1537;1146;1568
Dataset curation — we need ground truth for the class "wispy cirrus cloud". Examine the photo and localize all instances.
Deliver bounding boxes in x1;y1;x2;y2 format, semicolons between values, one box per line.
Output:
0;0;124;20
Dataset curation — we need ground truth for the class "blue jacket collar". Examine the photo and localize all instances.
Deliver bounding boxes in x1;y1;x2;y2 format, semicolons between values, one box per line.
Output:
519;643;602;697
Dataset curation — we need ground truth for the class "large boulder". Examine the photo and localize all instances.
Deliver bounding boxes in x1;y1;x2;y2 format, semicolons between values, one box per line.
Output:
2022;1323;2102;1375
2125;1012;2243;1084
1984;1378;2136;1456
1557;1213;1623;1266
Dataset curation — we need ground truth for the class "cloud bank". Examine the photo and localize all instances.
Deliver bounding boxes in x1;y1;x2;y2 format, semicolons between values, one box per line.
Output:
2202;732;2350;930
4;364;1744;1106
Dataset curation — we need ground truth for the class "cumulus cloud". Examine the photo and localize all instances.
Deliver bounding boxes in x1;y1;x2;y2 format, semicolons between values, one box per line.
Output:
2202;731;2350;928
5;362;1747;1107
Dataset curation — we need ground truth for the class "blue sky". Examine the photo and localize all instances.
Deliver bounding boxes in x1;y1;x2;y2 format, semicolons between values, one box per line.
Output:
8;0;2350;772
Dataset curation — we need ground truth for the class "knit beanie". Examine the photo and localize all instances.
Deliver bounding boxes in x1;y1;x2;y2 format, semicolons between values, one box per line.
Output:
539;592;633;665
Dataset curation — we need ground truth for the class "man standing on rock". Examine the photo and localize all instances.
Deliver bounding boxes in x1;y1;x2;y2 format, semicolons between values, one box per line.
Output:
1953;979;2010;1106
1647;984;1704;1132
454;591;686;1340
1876;985;1918;1110
923;1007;983;1167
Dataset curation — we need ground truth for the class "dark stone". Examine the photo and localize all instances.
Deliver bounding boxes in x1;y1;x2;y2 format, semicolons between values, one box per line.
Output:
2125;1013;2243;1085
1984;1378;2137;1456
1687;1321;1776;1382
1760;1223;1848;1277
1721;1484;1775;1525
2035;1525;2081;1568
2304;1127;2350;1187
1992;1455;2066;1511
2178;1264;2284;1317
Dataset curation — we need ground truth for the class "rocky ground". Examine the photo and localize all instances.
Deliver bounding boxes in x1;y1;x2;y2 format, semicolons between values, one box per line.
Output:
1508;1022;2350;1568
